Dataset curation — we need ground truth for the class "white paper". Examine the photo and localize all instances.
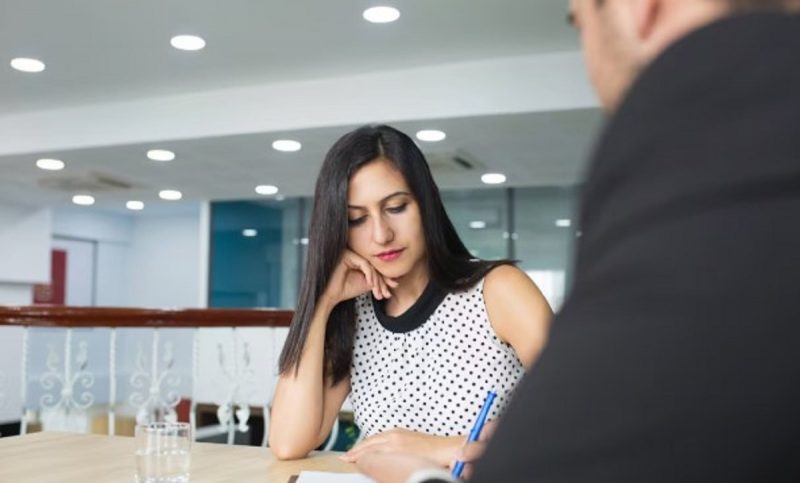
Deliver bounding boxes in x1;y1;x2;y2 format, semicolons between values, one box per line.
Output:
296;471;375;483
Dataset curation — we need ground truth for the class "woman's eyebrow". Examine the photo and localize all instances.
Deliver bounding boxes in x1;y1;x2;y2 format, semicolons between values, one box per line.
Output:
348;191;411;209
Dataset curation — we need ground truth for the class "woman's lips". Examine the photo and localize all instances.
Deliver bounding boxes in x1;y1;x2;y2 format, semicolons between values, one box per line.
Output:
376;248;404;262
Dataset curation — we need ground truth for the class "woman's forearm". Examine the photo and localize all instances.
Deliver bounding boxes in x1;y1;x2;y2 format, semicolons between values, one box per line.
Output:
269;299;336;458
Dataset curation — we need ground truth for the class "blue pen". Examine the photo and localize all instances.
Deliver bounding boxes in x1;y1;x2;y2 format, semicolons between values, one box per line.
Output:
451;390;497;478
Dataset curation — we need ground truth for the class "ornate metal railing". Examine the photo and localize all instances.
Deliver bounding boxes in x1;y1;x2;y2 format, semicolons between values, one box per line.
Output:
0;306;293;445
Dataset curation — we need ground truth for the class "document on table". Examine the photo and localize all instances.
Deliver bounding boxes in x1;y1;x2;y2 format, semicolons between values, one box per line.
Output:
295;471;375;483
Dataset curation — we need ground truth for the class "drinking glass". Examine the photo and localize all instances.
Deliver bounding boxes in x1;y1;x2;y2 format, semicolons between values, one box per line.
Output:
134;422;191;483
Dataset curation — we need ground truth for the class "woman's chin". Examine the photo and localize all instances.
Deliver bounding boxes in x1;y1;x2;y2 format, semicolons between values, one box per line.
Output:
375;265;408;280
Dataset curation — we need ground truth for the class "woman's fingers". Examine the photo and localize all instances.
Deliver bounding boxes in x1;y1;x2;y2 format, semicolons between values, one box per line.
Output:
341;434;386;462
374;276;384;300
341;250;401;300
344;252;381;298
355;255;382;299
378;275;391;299
344;253;373;288
371;266;383;300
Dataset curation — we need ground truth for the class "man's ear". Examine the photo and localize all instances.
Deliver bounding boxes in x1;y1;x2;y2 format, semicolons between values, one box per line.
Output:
633;0;661;41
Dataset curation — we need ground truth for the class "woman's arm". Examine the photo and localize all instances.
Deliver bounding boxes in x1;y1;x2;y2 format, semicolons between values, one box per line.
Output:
269;298;352;459
269;249;397;459
483;264;553;368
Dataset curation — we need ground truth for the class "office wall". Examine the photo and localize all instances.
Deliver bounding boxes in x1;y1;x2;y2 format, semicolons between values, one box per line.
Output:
52;208;134;307
51;205;205;309
50;238;95;306
0;202;50;423
0;203;51;300
0;284;33;306
0;326;24;424
127;207;204;309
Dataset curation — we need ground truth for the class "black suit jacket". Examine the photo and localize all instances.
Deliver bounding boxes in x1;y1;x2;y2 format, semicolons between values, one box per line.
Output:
469;12;800;483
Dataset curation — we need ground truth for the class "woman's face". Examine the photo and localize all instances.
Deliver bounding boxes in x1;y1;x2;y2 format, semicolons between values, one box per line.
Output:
346;158;427;281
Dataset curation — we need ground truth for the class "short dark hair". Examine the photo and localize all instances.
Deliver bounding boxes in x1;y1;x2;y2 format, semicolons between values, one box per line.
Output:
279;125;514;383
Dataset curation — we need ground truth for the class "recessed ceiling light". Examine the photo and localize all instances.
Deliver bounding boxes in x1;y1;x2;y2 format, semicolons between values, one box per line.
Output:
242;228;258;237
469;220;487;229
159;189;183;201
555;219;572;227
481;173;507;185
170;35;206;51
72;194;95;206
10;57;45;73
272;139;301;152
416;130;446;142
36;158;64;171
255;185;279;195
147;149;175;162
363;6;401;23
126;200;145;211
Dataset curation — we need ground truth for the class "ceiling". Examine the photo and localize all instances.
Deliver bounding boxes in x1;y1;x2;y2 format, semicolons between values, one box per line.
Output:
0;109;601;209
0;0;602;215
0;0;579;112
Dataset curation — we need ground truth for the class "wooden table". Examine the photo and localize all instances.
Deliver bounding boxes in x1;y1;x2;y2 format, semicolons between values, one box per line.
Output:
0;432;358;482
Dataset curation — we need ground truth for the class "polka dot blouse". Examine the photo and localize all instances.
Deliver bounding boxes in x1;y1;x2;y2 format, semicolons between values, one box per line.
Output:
349;276;525;437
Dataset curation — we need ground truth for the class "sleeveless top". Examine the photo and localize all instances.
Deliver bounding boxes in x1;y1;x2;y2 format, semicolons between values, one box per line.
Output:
349;277;525;437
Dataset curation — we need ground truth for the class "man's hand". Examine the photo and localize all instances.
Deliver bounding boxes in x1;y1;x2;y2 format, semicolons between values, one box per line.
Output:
449;420;496;479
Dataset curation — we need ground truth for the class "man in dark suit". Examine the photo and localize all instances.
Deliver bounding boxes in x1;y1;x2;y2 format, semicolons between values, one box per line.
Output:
357;0;800;481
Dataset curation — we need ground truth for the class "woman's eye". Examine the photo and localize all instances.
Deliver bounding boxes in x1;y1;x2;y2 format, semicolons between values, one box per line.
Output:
348;216;366;226
386;203;407;214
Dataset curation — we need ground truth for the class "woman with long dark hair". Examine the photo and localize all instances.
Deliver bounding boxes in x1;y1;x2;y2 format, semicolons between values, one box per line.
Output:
269;125;551;466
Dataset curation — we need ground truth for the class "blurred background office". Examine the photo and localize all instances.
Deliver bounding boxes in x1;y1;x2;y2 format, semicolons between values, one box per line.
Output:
0;0;600;445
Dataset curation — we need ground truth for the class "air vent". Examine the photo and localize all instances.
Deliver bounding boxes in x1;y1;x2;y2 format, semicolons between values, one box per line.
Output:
425;150;484;174
38;172;134;192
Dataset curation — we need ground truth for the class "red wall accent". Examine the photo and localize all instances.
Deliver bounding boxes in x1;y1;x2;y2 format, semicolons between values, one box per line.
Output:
33;249;67;305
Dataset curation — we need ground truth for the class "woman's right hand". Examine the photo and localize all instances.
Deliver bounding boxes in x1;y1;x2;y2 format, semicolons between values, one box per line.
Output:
322;249;398;307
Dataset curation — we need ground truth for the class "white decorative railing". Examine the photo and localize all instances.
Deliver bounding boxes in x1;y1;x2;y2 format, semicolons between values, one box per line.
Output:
129;330;182;425
39;331;95;432
215;330;255;443
0;306;292;446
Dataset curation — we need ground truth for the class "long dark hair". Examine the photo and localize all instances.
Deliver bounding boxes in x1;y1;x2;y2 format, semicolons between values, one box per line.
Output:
279;124;513;383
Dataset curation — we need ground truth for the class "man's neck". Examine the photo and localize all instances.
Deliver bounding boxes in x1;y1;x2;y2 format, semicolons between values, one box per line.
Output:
636;1;731;70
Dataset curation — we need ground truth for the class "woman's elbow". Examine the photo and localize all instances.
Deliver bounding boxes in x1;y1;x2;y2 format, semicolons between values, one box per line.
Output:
269;435;312;460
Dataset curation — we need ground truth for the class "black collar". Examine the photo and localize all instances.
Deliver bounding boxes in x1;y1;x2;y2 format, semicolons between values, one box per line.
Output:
372;279;448;333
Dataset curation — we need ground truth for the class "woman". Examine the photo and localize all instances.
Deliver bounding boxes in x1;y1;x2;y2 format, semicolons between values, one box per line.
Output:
269;125;551;467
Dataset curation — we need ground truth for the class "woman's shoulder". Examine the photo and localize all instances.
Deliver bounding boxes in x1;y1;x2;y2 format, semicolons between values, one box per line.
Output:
446;263;532;304
482;263;531;294
482;264;550;340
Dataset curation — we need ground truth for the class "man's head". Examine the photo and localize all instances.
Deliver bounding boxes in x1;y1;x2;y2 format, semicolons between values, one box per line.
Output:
569;0;800;112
